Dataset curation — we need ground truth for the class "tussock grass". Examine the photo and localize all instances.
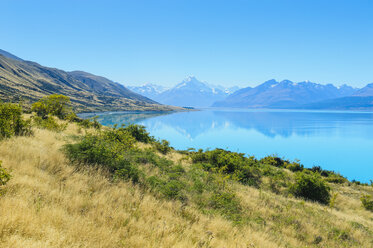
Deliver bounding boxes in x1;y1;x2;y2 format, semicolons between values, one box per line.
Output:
0;124;372;247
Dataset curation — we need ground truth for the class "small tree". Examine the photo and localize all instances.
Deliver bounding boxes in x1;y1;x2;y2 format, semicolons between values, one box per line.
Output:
32;94;72;119
0;102;32;139
289;171;331;204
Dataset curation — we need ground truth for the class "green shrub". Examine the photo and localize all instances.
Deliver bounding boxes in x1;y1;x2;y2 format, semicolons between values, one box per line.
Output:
64;128;135;170
267;172;288;194
122;124;154;143
33;115;67;132
146;175;186;201
0;161;11;186
0;102;32;139
289;171;331;204
161;180;186;200
32;94;72;120
208;191;242;221
325;175;347;184
154;139;172;154
285;160;304;172
232;164;261;187
114;160;144;184
77;116;101;129
360;194;373;211
190;149;261;186
260;155;286;167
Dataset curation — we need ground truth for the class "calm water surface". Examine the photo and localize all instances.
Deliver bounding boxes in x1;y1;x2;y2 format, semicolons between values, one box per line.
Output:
81;109;373;182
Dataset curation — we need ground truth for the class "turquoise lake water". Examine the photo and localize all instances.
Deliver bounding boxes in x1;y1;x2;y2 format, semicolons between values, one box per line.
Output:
81;109;373;182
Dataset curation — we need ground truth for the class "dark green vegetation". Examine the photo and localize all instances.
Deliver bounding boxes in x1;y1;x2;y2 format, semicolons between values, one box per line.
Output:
0;102;32;140
0;51;180;112
361;195;373;212
289;171;330;205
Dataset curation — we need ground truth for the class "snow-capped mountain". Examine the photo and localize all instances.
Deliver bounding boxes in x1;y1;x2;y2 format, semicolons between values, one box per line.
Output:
213;79;359;108
153;76;232;107
128;77;240;107
127;83;168;100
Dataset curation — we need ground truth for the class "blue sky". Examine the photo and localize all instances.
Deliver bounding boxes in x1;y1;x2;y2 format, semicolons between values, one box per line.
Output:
1;0;372;87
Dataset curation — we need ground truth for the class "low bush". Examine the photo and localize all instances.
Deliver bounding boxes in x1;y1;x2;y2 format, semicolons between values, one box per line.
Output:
190;149;261;186
325;175;348;184
122;124;154;143
160;180;186;200
260;155;304;172
33;115;67;132
267;172;288;194
0;102;32;139
114;160;144;184
208;191;242;222
260;155;286;168
147;177;181;200
360;194;373;211
154;139;172;154
289;171;331;204
232;164;261;187
64;128;135;170
0;161;11;186
285;160;304;172
76;116;101;129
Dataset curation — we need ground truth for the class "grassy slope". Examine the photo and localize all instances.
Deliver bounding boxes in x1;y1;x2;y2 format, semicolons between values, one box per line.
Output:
0;123;372;248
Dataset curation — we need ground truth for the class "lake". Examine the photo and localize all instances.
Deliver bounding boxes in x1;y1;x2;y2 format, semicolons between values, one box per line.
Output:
80;109;373;182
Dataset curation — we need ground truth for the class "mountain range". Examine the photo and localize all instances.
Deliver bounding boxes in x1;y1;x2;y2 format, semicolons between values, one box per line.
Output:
212;79;373;110
129;77;240;107
0;49;178;112
129;78;373;110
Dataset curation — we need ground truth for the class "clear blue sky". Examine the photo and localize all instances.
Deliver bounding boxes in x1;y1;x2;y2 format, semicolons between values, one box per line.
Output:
1;0;372;87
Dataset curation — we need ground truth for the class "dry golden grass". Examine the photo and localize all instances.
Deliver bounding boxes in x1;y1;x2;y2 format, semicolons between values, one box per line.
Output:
0;125;372;248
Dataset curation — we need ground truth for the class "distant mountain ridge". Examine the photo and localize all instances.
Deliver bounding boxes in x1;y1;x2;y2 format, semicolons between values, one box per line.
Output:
128;76;240;107
0;49;178;112
298;83;373;110
153;76;232;107
354;83;373;97
213;79;359;109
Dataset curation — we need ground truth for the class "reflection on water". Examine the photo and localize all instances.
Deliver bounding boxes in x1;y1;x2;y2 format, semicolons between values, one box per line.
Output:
83;109;373;182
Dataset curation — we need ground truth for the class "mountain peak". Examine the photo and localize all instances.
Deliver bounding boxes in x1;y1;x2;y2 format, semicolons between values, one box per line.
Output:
184;75;197;82
175;76;206;89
